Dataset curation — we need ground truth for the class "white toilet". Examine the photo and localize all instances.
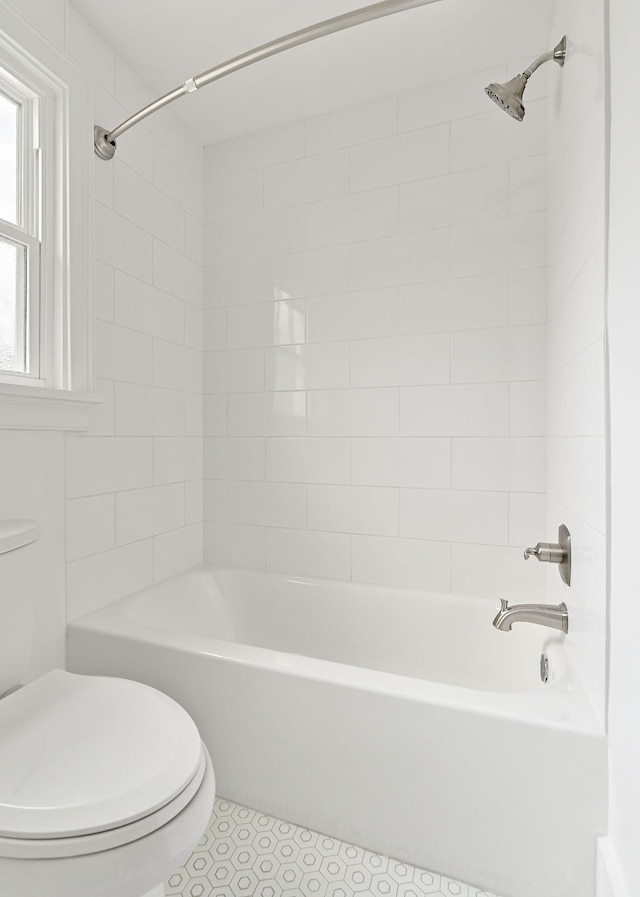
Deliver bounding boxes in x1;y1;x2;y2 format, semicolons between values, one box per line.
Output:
0;522;215;897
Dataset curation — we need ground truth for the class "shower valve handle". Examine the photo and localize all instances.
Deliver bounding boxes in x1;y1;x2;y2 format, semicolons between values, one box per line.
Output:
523;525;572;587
524;542;565;564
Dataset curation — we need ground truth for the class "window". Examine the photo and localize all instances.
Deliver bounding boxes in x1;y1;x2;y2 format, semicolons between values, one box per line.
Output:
0;73;41;382
0;4;96;429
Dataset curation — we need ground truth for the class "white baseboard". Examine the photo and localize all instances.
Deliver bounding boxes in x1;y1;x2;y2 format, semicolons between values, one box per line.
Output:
597;838;633;897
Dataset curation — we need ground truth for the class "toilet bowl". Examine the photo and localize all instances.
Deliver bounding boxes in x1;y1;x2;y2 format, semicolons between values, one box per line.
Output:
0;669;216;897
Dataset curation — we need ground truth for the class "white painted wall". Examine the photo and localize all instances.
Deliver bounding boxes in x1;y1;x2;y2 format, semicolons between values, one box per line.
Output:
202;63;550;598
545;0;608;724
605;0;640;893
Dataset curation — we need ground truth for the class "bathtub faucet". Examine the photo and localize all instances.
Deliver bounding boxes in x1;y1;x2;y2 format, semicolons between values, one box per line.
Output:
492;598;568;633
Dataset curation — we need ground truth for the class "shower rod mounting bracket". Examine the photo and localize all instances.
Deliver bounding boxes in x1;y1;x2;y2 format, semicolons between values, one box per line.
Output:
94;126;117;161
93;0;442;160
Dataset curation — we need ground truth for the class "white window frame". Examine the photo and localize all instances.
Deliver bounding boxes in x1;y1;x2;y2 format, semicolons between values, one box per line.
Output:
0;2;97;430
0;71;42;384
0;223;40;380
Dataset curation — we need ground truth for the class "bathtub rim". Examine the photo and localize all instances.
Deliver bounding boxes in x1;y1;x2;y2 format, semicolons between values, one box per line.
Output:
66;564;602;736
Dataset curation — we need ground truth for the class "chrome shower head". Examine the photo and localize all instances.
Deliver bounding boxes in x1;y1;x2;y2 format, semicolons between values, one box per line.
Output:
485;74;527;122
485;36;566;122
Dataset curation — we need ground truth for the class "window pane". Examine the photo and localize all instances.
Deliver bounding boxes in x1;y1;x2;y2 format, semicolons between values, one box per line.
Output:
0;90;18;225
0;236;27;373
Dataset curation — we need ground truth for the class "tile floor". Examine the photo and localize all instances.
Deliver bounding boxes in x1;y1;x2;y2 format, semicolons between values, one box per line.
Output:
165;797;501;897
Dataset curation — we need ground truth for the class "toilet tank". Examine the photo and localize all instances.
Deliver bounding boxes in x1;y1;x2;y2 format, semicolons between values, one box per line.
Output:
0;521;40;696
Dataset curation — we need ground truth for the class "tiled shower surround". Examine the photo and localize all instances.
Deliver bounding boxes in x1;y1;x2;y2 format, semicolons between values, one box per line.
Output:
64;8;206;623
203;65;549;601
545;0;607;723
166;798;501;897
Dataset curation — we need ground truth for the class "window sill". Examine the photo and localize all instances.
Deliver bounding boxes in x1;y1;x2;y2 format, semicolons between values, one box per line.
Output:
0;383;101;431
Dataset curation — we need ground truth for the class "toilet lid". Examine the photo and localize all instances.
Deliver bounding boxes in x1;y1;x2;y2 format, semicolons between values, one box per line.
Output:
0;670;203;839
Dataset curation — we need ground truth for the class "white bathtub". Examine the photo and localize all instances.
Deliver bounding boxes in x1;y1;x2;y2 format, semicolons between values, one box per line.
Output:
66;566;606;897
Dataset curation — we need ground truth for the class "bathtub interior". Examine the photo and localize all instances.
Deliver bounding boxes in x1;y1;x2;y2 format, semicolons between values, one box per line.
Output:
100;566;565;693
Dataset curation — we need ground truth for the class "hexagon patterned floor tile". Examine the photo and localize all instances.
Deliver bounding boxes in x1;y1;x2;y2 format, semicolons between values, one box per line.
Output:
165;798;502;897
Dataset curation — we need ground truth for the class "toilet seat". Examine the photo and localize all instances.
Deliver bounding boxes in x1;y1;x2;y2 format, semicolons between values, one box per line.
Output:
0;670;205;858
0;747;210;860
0;745;216;897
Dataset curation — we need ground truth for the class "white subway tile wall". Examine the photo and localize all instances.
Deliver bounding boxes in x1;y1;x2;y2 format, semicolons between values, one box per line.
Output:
546;0;607;724
56;7;605;727
203;68;549;600
64;5;205;621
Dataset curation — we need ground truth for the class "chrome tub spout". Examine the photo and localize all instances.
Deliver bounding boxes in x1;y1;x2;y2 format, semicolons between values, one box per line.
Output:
493;599;568;633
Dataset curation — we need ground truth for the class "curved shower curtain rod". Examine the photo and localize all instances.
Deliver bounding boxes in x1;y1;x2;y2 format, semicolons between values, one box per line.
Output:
94;0;442;160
